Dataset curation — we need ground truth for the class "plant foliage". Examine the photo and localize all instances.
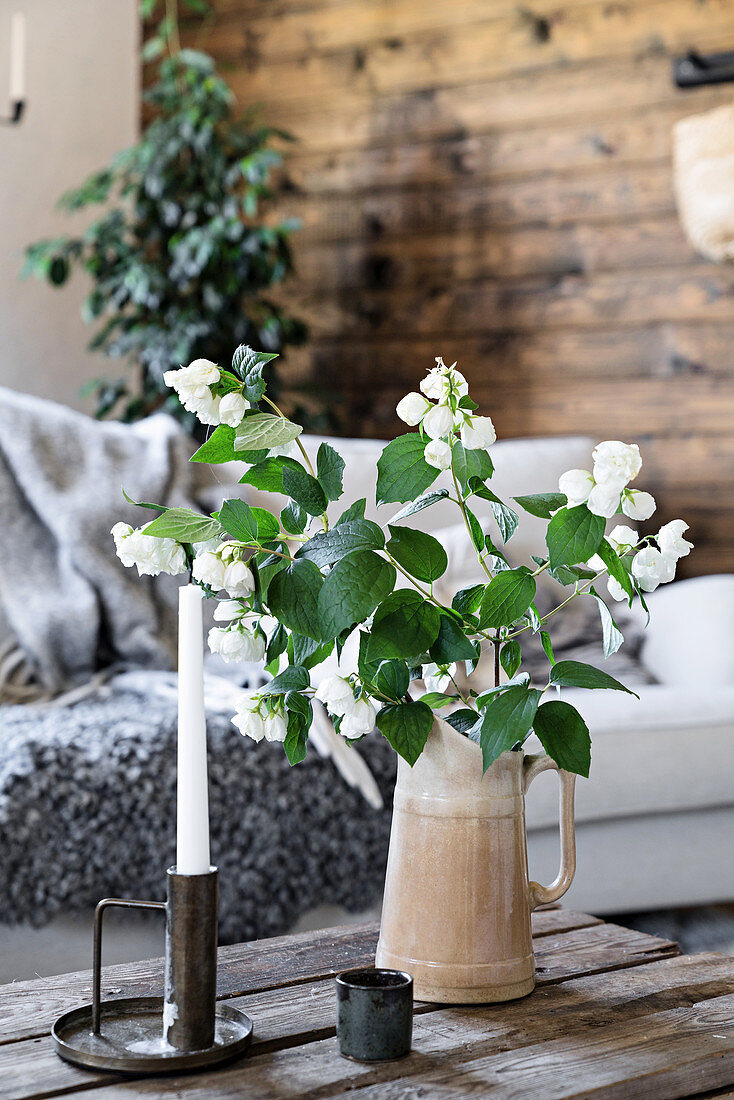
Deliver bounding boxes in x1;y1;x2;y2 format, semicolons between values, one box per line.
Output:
22;0;309;427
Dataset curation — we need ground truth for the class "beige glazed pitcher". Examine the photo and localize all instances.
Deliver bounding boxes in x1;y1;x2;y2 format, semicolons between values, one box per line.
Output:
375;717;577;1004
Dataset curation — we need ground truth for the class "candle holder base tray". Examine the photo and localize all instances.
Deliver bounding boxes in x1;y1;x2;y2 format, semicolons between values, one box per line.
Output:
53;996;253;1074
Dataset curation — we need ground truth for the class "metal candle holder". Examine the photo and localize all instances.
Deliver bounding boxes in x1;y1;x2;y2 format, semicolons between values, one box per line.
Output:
52;867;253;1075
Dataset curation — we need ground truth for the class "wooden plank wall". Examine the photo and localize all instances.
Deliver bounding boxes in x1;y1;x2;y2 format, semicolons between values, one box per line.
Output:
184;0;734;576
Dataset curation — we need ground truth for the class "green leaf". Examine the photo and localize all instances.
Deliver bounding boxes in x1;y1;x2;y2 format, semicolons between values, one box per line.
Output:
478;569;536;629
260;666;310;695
283;690;311;766
316;442;345;502
513;492;567;519
420;691;457;709
546;505;606;569
475;672;531;709
477;686;541;773
121;488;166;512
296;520;384;568
374;659;410;701
231;345;278;402
190;425;238;464
368;591;441;661
590;589;625;658
464;504;485;553
597;539;634;599
540;631;556;665
219;499;279;543
549;659;638;697
376;434;438;505
376;701;433;766
500;639;522;679
143;508;220;543
281;501;307;534
234;412;302;453
267;559;324;640
284;721;309;766
336;498;366;525
429;615;478;663
266;623;288;665
390;489;450;523
282;464;328;516
533;700;591;777
452;584;485;616
290;632;334;669
469;481;519;543
445;708;479;734
452;442;493;494
238;456;303;494
317;550;396;638
386;526;448;583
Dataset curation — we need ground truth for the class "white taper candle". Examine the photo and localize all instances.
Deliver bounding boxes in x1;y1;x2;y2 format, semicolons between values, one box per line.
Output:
176;584;211;875
9;12;26;104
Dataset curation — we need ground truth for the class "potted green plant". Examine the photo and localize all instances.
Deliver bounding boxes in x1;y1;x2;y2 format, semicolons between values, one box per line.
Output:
22;1;307;428
112;346;693;1003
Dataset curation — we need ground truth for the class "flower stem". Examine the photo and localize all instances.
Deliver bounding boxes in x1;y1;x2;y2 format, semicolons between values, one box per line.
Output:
450;460;493;581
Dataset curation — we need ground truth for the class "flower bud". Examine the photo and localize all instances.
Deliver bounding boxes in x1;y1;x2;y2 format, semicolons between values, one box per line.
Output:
587;483;621;518
218;391;249;427
224;559;255;598
558;469;593;506
460;415;496;450
657;519;693;560
622;490;656;521
396;391;431;426
422;403;455;439
424;439;452;470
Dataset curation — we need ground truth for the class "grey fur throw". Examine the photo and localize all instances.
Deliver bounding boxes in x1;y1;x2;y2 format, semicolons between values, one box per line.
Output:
0;387;207;699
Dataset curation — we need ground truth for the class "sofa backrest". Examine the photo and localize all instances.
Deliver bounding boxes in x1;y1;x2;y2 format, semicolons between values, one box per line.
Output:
210;433;595;566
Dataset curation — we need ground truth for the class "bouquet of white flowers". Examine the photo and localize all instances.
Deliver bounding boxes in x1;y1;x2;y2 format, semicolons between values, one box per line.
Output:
113;347;692;777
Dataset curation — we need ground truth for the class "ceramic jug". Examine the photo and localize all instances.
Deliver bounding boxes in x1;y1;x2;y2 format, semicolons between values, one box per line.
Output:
375;717;576;1003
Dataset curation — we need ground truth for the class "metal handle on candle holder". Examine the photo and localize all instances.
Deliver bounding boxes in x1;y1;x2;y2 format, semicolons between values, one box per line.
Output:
92;897;166;1034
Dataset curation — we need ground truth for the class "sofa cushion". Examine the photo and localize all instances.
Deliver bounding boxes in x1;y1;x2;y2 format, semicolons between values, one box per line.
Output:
524;684;734;830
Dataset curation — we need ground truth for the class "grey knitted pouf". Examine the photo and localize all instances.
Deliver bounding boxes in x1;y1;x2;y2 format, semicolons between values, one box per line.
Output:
0;689;396;943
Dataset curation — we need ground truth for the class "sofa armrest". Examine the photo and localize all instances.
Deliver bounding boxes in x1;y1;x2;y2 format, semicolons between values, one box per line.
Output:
639;575;734;686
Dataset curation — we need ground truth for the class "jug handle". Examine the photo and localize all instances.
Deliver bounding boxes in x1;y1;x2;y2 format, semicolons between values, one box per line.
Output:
523;754;577;911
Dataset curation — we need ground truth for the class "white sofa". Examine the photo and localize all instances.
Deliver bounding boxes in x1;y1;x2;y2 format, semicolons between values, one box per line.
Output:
232;432;734;916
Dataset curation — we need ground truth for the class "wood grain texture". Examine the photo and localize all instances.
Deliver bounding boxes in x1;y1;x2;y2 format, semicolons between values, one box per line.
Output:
198;0;734;573
0;912;685;1100
26;942;734;1100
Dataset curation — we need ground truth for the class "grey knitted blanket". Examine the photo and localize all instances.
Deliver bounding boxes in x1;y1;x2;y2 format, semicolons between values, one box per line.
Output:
0;678;396;942
0;387;205;700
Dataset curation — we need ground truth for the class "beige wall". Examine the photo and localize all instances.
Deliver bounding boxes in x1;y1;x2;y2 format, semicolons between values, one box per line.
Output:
0;0;138;409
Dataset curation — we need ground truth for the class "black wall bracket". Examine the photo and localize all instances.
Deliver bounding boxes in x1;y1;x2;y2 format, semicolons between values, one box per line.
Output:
674;50;734;89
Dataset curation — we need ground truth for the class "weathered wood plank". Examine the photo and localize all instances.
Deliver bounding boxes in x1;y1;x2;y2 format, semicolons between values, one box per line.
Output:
254;55;723;157
55;953;734;1100
293;216;697;292
282;265;734;339
0;923;380;1046
198;0;610;63
284;99;726;196
0;918;676;1099
273;163;677;243
216;0;734;108
0;911;595;1049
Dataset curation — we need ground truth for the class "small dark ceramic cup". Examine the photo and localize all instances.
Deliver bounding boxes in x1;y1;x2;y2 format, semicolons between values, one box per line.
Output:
335;968;413;1062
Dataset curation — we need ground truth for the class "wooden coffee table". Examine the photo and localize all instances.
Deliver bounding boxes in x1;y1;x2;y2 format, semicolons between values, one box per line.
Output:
3;908;734;1098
